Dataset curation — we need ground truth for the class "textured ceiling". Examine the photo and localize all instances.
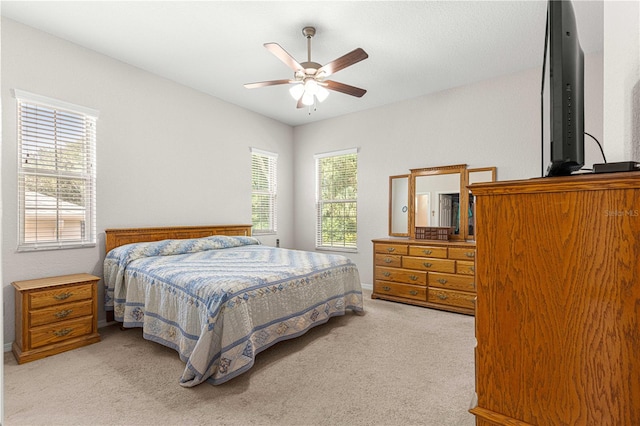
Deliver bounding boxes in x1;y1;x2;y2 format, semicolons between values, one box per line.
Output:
1;1;604;127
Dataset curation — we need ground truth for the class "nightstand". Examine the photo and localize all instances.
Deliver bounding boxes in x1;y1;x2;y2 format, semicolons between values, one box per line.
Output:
12;273;101;364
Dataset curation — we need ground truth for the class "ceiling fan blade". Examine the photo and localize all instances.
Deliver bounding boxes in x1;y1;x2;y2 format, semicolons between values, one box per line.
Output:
264;43;304;72
244;79;293;89
317;48;368;77
324;80;367;98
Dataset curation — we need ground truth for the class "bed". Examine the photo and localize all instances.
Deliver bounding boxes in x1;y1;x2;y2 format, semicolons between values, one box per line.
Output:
103;225;364;386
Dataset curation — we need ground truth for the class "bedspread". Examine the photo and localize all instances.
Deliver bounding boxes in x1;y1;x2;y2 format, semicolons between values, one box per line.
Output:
104;236;363;386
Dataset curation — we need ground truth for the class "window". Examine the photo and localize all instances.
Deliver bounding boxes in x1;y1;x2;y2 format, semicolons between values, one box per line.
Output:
315;148;358;251
251;148;277;234
15;90;98;251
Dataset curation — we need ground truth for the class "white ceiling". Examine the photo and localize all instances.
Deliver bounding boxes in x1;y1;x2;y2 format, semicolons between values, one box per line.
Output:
1;1;604;127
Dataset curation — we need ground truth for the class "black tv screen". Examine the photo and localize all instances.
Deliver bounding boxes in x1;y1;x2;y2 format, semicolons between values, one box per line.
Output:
545;0;585;177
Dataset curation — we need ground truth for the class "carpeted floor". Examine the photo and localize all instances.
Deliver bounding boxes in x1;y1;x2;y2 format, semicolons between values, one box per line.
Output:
4;290;476;426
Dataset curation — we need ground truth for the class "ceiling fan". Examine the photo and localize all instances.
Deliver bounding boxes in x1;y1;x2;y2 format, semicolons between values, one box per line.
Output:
244;27;369;109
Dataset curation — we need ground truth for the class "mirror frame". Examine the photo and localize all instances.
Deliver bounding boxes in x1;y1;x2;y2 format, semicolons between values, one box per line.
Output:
466;167;497;238
409;164;468;241
389;174;410;236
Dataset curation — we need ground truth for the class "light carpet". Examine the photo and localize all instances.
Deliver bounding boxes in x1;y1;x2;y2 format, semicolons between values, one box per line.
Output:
4;290;476;426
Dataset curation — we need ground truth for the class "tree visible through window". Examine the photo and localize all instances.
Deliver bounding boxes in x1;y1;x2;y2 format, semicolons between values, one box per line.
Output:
251;148;277;234
315;149;358;250
15;90;98;251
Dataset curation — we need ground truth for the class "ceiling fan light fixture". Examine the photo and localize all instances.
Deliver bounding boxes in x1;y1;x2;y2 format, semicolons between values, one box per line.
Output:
304;79;319;95
301;91;315;106
316;86;330;102
289;84;305;100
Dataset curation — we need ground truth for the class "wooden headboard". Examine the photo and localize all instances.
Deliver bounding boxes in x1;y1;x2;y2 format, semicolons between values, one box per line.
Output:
105;224;253;254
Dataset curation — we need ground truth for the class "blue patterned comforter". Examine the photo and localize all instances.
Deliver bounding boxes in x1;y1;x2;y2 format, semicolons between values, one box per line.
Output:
104;235;363;386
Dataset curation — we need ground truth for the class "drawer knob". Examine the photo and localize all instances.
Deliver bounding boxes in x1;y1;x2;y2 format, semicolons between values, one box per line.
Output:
386;247;396;252
409;275;418;281
437;293;448;300
423;262;432;268
382;286;391;291
383;271;391;277
409;290;418;296
438;279;448;284
54;309;73;319
423;249;432;255
384;258;392;264
54;292;73;301
465;252;475;258
470;266;475;272
53;328;73;337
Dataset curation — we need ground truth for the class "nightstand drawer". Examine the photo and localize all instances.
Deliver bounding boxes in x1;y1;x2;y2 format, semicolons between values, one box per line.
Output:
30;299;94;327
30;316;94;349
29;283;93;310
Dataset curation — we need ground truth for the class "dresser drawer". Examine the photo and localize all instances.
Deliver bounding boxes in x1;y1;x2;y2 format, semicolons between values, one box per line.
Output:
30;299;94;327
375;243;408;255
448;247;476;260
29;316;94;349
429;272;475;292
375;267;427;285
428;288;476;310
408;245;448;259
374;281;427;301
457;260;475;275
375;253;403;267
402;256;456;273
29;283;93;310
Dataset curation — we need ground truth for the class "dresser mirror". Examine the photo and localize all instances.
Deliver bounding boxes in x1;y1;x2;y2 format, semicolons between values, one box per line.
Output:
389;175;410;236
388;164;496;240
409;164;467;240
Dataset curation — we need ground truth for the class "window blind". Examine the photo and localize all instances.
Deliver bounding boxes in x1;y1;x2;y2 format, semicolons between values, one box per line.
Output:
251;148;278;234
315;149;358;251
15;90;98;251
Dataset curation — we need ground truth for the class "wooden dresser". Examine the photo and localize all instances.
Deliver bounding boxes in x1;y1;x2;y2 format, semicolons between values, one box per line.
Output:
372;238;476;315
12;273;101;364
469;172;640;425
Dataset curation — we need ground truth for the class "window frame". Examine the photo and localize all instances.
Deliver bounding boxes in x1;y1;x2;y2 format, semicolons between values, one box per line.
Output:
314;148;358;252
15;89;98;251
250;147;278;235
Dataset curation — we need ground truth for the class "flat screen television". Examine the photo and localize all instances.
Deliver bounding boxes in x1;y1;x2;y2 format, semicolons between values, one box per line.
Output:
543;0;585;177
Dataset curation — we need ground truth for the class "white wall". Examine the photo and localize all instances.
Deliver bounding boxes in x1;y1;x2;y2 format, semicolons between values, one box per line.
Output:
292;52;604;286
0;15;613;349
1;18;294;345
604;0;640;162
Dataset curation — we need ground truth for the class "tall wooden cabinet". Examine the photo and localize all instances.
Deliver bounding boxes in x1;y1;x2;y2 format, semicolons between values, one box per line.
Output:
469;172;640;425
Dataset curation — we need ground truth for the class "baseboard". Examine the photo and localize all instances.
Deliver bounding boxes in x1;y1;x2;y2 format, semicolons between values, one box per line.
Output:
361;282;373;291
4;342;12;353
